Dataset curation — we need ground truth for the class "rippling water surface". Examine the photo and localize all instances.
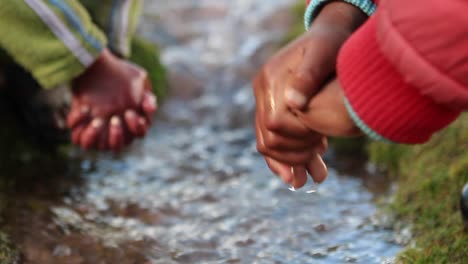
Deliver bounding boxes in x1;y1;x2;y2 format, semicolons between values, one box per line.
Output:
5;1;403;263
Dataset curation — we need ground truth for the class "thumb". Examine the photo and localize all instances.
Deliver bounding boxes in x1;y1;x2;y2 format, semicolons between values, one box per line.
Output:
307;153;328;184
294;79;361;137
284;39;337;109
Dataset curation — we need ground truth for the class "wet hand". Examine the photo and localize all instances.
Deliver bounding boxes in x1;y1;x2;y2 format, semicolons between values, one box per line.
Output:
254;64;328;186
254;55;329;187
263;154;328;189
253;2;367;187
67;49;157;152
284;1;368;110
254;8;345;167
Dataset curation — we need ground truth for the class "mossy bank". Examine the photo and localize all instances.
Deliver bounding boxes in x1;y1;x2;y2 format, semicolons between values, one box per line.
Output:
369;116;468;263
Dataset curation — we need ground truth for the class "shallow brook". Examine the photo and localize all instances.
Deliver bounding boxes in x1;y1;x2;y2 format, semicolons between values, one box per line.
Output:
3;0;403;263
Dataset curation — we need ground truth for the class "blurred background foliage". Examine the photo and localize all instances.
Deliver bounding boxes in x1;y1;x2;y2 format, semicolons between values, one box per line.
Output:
129;37;168;100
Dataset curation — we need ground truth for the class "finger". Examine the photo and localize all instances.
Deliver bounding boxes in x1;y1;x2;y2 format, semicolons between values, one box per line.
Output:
264;157;294;185
71;124;86;145
257;115;293;184
291;166;308;189
97;122;109;151
124;110;146;137
317;137;328;156
121;118;134;146
256;114;315;165
253;69;312;139
142;91;157;121
284;32;339;109
137;117;148;137
307;153;328;184
80;118;104;150
108;116;124;152
264;110;312;138
262;127;323;152
67;105;90;129
259;144;317;166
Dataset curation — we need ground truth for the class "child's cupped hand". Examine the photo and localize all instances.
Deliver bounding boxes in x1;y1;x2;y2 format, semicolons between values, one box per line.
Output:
67;49;157;152
253;2;367;188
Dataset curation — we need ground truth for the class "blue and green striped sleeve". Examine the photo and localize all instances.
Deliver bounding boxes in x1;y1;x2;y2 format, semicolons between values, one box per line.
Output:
304;0;377;30
344;98;392;142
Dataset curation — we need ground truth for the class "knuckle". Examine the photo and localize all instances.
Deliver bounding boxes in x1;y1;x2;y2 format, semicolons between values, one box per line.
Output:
264;115;282;131
262;63;275;80
264;159;277;173
295;67;320;85
253;66;272;91
264;133;280;149
293;153;313;165
291;159;307;166
256;142;267;155
138;69;148;81
272;153;300;166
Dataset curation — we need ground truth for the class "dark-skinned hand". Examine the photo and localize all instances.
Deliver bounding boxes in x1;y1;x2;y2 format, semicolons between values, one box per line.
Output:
67;49;157;152
294;78;363;137
253;2;367;188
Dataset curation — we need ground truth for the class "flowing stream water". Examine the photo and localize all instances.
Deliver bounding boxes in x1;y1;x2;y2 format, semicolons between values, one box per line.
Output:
4;0;403;263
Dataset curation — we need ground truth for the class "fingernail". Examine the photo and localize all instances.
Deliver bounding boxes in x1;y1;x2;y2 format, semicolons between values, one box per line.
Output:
81;105;90;113
149;95;157;108
285;89;306;108
110;116;121;126
91;118;103;128
283;175;293;184
125;110;135;118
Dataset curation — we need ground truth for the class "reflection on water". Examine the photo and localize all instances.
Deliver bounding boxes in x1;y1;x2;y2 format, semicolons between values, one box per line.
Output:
4;0;402;263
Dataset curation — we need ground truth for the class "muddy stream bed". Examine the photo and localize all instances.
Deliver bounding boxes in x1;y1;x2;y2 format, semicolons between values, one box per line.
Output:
3;1;403;263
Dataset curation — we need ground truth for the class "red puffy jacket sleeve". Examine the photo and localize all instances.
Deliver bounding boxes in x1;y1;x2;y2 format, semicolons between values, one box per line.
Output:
338;0;468;144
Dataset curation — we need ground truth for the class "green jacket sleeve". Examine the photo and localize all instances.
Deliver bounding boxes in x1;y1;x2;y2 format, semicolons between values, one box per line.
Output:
80;0;142;58
0;0;107;89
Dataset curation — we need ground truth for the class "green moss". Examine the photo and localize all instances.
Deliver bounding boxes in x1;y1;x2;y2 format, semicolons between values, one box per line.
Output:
129;37;168;101
0;142;18;264
0;233;17;264
369;116;468;263
0;180;16;263
368;143;410;176
330;137;367;156
283;1;306;44
0;106;42;166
